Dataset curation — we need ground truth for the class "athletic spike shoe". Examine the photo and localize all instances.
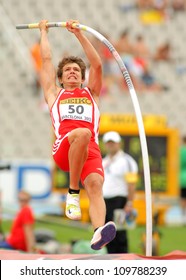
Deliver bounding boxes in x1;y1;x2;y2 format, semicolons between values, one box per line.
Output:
90;221;116;250
65;193;81;220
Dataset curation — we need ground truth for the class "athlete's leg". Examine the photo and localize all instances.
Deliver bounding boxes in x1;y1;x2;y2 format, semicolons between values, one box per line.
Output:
83;173;116;250
65;128;91;220
84;173;105;229
68;128;92;191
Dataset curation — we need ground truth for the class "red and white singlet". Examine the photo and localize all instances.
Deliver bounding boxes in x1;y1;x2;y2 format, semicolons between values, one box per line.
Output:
50;87;100;143
50;87;104;180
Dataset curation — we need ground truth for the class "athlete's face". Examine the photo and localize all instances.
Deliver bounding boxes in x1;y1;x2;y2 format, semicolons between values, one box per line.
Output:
61;63;84;87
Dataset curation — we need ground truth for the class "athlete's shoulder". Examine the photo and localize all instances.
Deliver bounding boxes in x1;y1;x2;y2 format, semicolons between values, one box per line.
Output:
49;87;64;110
82;86;91;94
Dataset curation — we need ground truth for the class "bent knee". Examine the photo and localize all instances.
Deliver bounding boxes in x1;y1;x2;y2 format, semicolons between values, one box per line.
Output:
80;128;92;142
69;128;91;144
84;174;104;195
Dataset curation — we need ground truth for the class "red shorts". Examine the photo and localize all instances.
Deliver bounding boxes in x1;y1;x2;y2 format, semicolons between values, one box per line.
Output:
53;134;104;184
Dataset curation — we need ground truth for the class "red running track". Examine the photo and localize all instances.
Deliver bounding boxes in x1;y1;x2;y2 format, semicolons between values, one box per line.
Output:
0;250;186;260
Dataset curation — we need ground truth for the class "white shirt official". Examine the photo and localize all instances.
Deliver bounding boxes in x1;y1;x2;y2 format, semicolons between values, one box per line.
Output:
102;150;138;199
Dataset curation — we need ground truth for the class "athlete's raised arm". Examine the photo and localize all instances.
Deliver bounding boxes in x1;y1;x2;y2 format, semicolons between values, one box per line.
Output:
39;20;59;107
66;20;102;99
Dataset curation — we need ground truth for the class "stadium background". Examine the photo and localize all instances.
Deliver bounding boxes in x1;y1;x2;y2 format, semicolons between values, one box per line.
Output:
0;1;186;227
1;0;186;159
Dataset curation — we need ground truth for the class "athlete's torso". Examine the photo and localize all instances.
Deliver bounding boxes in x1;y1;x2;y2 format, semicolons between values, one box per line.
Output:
50;87;100;143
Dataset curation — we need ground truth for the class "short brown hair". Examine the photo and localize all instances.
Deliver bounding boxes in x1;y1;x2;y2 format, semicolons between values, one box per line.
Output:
57;56;86;80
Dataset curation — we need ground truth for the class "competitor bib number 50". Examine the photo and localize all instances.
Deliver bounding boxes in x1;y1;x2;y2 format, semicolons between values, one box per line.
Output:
60;103;92;123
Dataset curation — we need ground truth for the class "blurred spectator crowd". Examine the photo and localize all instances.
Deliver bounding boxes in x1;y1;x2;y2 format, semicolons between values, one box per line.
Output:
95;0;185;97
30;0;186;104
